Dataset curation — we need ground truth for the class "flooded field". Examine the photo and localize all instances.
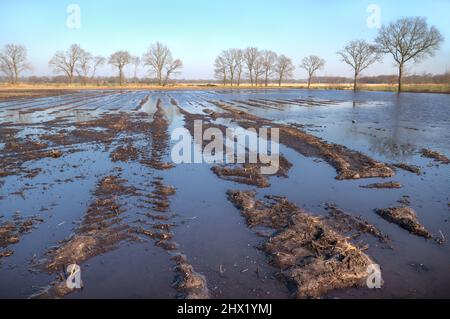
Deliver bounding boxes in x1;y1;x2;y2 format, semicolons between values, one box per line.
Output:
0;89;449;299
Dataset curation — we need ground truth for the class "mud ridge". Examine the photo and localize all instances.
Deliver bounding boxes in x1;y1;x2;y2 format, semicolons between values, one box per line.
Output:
209;100;395;180
375;207;433;239
420;149;450;164
227;190;374;298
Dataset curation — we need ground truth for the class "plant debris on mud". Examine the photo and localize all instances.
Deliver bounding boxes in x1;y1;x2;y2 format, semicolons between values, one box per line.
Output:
360;182;402;189
227;190;374;298
375;207;432;239
420;149;450;164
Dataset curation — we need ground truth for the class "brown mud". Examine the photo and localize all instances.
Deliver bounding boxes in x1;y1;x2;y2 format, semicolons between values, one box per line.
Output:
172;254;210;299
0;89;79;102
360;182;402;189
420;149;450;164
211;155;292;188
375;207;433;239
0;213;43;260
227;190;374;298
393;163;422;175
325;204;389;243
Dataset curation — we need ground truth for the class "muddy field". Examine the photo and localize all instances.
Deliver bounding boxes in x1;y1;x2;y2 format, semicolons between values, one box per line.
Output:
0;89;449;299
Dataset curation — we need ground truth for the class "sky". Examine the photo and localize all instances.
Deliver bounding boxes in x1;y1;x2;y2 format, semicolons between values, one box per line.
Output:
1;0;449;79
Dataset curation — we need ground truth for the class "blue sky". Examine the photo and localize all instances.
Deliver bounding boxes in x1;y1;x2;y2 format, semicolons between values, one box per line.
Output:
1;0;449;79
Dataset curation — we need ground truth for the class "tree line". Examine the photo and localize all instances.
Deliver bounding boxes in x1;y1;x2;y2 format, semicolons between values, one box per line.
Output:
215;17;444;92
0;42;183;87
0;17;445;92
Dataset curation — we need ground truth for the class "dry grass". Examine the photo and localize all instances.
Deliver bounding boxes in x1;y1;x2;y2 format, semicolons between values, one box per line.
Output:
0;82;449;98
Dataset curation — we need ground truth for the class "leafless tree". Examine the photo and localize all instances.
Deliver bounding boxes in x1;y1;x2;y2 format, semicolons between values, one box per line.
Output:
300;55;325;89
337;41;380;91
91;56;106;79
222;49;238;86
375;17;443;92
49;44;85;84
234;50;244;86
109;51;131;86
162;58;183;86
130;56;141;84
214;56;227;86
0;44;30;84
143;42;183;86
274;55;295;87
76;50;93;85
244;47;259;86
253;55;265;86
260;50;278;87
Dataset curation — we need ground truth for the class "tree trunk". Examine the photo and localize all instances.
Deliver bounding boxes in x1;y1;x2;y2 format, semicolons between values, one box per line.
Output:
307;76;311;89
398;64;403;93
353;71;358;92
119;67;123;86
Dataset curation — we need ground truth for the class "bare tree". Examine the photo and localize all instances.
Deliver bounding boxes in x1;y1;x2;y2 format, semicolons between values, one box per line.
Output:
234;49;244;86
253;55;265;86
162;58;183;86
143;42;183;86
214;56;227;86
49;44;84;84
243;47;259;86
337;41;380;91
375;17;443;92
130;56;141;84
91;56;106;79
0;44;30;84
222;49;238;86
109;51;131;86
300;55;325;89
260;50;278;87
77;50;93;85
274;55;295;87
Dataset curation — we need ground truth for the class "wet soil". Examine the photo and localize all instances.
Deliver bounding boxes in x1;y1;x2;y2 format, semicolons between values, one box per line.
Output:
227;190;374;298
1;89;449;299
208;100;395;180
360;182;402;189
420;149;450;164
375;207;433;239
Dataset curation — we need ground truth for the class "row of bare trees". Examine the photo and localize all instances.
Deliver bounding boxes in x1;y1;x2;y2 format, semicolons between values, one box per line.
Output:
0;17;444;92
214;48;297;87
338;17;443;92
214;17;444;92
47;42;182;86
